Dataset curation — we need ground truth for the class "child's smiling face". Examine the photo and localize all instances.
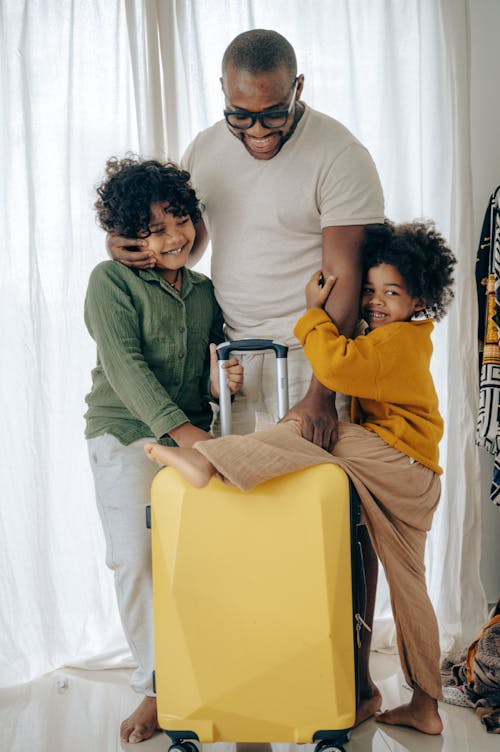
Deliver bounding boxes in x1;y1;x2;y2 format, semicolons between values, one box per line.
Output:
361;263;425;330
143;202;195;281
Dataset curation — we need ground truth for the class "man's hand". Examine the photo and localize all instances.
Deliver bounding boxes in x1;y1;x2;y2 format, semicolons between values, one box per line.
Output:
305;270;336;310
107;233;155;269
209;343;243;399
281;380;338;451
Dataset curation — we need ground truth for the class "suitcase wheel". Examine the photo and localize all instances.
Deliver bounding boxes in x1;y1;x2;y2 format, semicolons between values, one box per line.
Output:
314;743;345;752
168;743;198;752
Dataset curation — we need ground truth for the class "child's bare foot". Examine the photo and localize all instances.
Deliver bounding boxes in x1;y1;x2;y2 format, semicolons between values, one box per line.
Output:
120;695;160;744
144;443;216;488
355;683;383;726
375;686;443;735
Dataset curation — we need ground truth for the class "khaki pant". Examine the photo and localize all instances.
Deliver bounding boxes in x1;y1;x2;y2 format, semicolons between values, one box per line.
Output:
196;420;443;699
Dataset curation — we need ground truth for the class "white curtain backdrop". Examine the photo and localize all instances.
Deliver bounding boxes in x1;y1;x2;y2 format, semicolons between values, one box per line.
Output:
0;0;487;688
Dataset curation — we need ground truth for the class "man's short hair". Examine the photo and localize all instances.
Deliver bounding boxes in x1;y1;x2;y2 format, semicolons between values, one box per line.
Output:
222;29;297;79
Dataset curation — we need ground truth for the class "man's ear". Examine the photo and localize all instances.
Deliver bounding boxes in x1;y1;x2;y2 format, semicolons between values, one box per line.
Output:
296;73;305;100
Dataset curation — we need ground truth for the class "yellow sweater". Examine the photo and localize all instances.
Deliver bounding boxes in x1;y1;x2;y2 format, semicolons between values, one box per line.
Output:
294;309;443;474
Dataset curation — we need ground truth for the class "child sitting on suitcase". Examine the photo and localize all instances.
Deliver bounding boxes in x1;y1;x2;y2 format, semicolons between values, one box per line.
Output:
84;155;243;744
145;219;456;736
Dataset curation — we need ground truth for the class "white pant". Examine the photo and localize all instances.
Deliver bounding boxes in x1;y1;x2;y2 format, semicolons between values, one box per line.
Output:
213;347;350;435
87;433;158;696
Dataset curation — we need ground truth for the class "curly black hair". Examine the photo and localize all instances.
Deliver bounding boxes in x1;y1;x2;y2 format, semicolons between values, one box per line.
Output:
361;220;456;321
95;155;202;239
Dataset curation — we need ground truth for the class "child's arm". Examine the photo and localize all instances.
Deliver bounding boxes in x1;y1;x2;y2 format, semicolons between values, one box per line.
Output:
209;344;243;399
201;294;243;400
294;309;398;401
168;422;211;447
305;271;337;310
85;263;210;444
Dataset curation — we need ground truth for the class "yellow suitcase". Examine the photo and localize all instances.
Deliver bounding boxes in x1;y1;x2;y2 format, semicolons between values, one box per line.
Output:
150;464;363;752
149;340;364;752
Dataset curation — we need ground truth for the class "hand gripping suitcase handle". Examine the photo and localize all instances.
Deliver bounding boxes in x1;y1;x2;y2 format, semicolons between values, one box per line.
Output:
216;339;289;436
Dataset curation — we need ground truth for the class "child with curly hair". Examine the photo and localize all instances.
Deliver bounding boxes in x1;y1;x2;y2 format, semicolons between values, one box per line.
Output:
84;156;242;743
145;219;456;736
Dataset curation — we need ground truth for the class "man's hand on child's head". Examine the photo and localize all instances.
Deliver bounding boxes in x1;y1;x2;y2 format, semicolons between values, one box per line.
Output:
305;270;336;310
209;343;244;399
107;233;156;269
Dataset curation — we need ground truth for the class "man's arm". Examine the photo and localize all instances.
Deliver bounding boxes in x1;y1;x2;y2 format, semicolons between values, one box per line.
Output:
186;218;209;268
282;225;365;451
106;218;210;269
321;225;364;336
106;234;154;268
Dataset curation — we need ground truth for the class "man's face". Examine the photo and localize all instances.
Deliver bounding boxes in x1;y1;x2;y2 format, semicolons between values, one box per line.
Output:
221;64;303;160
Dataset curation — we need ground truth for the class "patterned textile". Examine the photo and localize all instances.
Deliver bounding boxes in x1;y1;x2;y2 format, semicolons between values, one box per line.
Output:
441;613;500;733
476;186;500;506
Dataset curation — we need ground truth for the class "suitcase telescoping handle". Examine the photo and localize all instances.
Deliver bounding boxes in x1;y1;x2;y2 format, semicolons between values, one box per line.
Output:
216;339;289;436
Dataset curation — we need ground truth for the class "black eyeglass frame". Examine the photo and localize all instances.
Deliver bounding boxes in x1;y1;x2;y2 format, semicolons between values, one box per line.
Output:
223;79;298;131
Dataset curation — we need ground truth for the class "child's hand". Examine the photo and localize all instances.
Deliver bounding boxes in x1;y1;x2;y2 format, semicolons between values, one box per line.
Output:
305;270;336;310
209;343;244;399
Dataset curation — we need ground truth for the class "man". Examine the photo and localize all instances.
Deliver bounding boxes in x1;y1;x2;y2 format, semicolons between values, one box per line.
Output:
109;29;384;743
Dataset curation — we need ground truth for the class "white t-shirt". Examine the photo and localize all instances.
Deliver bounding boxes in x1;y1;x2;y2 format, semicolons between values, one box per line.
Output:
182;104;384;345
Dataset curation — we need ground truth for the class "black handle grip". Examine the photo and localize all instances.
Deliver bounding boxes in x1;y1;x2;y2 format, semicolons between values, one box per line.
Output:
216;339;288;360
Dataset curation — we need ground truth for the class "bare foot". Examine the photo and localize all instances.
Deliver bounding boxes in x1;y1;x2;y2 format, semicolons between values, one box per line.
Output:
375;686;443;735
355;684;383;726
144;443;216;488
120;695;160;744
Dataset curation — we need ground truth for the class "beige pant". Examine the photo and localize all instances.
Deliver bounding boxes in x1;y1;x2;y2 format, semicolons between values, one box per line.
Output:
195;420;443;699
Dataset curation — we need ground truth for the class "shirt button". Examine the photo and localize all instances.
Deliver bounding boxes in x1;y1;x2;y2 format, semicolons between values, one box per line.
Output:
179;326;185;333
178;352;185;359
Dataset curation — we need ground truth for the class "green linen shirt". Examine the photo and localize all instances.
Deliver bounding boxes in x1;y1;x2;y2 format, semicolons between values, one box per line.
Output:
84;261;225;445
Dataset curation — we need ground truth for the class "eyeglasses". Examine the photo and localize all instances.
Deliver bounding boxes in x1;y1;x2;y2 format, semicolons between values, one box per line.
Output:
224;80;298;130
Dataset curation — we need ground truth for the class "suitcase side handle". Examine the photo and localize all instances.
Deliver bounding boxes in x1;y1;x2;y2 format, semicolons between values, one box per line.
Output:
216;339;289;435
